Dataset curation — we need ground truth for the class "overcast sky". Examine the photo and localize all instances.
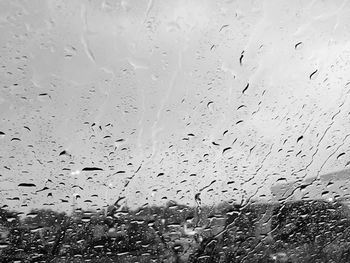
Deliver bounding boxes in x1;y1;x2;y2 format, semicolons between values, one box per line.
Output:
1;0;350;215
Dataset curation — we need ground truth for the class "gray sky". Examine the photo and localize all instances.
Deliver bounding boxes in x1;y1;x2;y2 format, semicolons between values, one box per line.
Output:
1;0;350;215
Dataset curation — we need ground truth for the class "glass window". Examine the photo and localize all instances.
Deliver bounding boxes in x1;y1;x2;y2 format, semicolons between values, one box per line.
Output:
1;0;350;262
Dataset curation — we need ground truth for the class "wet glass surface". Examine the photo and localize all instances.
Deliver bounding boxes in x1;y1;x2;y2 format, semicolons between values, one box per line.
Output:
1;0;350;262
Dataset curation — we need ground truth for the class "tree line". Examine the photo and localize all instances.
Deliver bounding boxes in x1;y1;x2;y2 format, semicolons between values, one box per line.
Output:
1;199;350;262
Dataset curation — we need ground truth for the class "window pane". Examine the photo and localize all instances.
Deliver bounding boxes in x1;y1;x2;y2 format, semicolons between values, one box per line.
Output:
1;0;350;262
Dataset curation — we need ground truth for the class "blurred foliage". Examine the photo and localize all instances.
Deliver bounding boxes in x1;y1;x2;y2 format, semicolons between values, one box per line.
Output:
0;200;350;262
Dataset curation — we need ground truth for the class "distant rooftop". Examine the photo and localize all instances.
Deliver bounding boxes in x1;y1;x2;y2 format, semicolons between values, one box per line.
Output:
271;168;350;201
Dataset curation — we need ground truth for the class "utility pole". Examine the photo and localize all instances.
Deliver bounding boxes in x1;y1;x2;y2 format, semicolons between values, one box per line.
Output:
70;170;80;218
72;193;78;218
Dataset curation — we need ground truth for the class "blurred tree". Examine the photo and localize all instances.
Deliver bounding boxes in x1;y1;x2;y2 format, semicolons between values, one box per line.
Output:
0;208;19;228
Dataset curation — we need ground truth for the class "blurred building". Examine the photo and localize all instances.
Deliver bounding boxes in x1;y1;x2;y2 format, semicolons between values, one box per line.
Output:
0;224;9;240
